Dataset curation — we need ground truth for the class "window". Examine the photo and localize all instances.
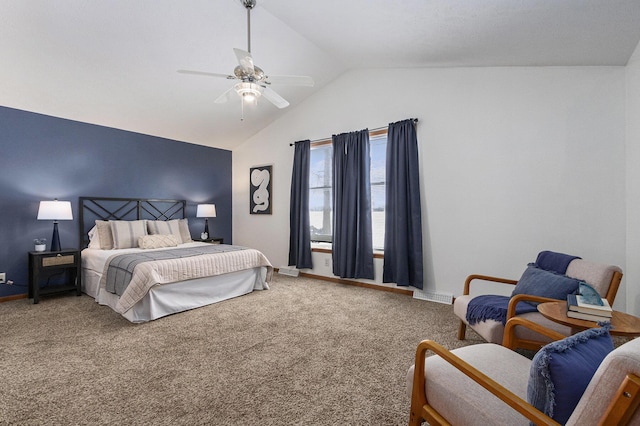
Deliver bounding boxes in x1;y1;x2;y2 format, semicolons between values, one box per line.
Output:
369;132;387;250
309;131;387;250
309;142;333;243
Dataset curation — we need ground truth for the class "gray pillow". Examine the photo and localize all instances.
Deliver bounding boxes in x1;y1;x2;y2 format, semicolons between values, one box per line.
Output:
110;220;147;249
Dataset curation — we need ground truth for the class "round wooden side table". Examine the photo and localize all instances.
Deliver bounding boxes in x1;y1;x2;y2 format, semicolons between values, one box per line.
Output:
538;301;640;338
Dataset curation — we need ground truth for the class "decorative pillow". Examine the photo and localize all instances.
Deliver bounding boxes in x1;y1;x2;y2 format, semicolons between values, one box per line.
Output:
578;282;604;305
95;220;114;250
148;220;181;239
511;264;580;300
527;325;613;424
138;234;180;249
147;219;192;243
109;220;147;249
178;218;192;243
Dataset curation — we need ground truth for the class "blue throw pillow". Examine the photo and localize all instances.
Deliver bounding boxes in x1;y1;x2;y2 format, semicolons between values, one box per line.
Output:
511;264;580;300
527;326;613;424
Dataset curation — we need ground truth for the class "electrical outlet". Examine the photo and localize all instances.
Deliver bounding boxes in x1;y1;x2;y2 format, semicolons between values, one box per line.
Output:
324;258;330;267
0;273;5;284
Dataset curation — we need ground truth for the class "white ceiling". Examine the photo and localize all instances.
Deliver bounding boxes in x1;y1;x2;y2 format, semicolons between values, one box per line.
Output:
2;0;640;150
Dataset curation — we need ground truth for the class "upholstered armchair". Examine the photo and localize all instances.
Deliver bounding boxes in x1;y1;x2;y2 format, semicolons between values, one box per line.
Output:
453;251;622;351
407;318;640;426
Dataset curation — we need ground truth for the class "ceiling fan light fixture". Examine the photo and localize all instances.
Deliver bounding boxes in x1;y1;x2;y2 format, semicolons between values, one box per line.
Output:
234;81;263;103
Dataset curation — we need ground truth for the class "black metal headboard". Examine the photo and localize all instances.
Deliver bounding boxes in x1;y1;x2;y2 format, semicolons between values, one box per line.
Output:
79;197;186;248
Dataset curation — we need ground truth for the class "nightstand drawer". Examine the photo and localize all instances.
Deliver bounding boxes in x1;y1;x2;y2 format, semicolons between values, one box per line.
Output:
42;254;75;267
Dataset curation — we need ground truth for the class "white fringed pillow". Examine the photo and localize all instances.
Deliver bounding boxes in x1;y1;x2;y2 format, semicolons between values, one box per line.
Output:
138;234;181;249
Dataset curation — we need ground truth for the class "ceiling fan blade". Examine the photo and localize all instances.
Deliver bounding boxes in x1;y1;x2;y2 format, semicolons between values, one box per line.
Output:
178;70;235;79
266;75;314;87
262;86;290;109
214;86;237;104
233;48;255;75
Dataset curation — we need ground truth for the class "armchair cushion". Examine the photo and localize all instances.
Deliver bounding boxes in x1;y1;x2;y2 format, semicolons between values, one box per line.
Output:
511;264;581;300
527;326;613;424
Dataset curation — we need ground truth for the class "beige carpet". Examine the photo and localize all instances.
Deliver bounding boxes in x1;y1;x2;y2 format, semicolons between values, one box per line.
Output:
0;274;479;425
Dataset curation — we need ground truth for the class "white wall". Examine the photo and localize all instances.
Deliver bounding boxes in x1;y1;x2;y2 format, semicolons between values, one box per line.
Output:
233;66;628;310
626;40;640;316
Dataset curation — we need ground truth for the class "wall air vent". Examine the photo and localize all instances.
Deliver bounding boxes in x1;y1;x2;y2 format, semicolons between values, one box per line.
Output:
412;289;453;305
277;267;300;277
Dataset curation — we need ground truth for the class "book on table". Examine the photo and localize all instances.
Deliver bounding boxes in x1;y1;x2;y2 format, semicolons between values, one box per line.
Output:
566;294;613;318
566;309;613;322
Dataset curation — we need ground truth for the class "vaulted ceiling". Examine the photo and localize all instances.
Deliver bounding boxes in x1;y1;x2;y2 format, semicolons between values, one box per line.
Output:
2;0;640;150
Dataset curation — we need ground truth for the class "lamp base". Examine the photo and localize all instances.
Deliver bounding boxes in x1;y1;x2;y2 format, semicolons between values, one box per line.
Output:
51;222;61;252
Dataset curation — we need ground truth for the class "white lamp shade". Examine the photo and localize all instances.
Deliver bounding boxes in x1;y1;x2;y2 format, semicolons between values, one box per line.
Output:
196;204;217;218
37;200;73;221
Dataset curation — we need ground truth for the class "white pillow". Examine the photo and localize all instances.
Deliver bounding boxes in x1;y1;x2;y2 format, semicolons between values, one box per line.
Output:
110;220;147;249
138;234;180;249
87;225;101;249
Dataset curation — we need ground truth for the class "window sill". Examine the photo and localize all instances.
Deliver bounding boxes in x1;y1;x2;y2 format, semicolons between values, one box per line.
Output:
311;243;384;259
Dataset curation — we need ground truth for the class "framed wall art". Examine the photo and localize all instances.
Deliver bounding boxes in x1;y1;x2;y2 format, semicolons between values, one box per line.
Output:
250;165;272;214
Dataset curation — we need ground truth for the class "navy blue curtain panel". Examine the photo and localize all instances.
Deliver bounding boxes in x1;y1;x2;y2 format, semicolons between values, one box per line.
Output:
332;130;374;279
288;140;313;269
383;119;424;289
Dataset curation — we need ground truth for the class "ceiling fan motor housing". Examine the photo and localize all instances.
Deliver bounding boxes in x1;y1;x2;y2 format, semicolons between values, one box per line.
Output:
241;0;256;10
234;65;266;83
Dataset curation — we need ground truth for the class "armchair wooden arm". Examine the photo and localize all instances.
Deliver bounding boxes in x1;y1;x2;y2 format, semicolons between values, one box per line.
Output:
506;294;561;319
462;274;518;295
502;317;565;349
409;338;561;426
505;295;568;351
457;274;518;340
458;274;518;340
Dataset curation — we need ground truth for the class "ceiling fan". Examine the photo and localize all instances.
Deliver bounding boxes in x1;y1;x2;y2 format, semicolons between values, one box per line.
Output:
178;0;314;117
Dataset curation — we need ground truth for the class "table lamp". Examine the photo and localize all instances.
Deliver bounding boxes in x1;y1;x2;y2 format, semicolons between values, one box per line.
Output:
37;200;73;251
196;204;216;239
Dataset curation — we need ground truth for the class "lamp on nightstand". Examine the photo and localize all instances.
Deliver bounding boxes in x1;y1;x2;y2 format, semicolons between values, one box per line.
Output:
196;204;216;240
37;199;73;252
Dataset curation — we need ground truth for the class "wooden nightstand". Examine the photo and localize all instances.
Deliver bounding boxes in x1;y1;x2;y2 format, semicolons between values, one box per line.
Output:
28;249;81;304
193;237;224;244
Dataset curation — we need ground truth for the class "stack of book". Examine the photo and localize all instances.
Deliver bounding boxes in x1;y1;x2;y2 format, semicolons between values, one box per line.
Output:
566;293;613;322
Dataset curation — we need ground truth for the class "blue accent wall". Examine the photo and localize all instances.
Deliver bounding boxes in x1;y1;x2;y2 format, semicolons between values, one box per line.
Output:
0;106;232;298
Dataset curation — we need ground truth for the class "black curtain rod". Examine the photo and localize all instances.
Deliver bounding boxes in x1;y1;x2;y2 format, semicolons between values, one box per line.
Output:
289;118;418;146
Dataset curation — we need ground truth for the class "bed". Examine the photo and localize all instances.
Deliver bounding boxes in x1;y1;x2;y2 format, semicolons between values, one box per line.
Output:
79;197;272;323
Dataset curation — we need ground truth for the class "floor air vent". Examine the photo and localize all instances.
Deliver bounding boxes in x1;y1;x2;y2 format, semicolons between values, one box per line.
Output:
413;289;453;305
277;267;300;277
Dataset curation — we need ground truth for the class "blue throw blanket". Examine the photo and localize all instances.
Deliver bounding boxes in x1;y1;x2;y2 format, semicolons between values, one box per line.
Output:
535;251;581;274
466;295;539;325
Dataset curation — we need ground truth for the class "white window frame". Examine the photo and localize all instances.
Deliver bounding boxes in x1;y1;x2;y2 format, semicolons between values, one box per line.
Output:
309;129;388;251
